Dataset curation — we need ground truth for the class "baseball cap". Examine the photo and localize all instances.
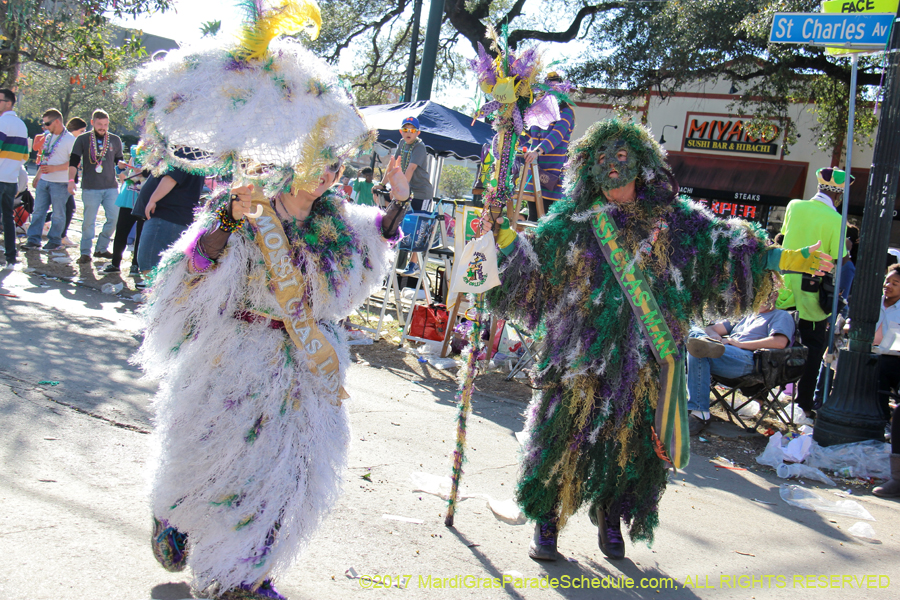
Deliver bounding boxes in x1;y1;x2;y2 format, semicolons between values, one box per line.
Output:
401;116;420;130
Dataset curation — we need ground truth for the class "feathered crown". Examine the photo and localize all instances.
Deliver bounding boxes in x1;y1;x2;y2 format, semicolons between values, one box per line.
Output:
126;0;374;195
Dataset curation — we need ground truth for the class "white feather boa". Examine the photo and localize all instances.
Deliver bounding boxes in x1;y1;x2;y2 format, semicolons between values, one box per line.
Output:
134;202;395;591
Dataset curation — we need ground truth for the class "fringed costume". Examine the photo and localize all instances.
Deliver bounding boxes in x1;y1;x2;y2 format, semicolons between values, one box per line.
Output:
127;2;412;597
136;194;397;593
484;119;828;558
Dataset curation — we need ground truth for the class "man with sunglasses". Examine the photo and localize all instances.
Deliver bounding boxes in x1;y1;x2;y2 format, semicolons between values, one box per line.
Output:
24;109;75;253
0;89;28;265
378;116;433;275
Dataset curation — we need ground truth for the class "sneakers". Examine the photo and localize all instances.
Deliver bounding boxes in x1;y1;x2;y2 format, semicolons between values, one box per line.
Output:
135;280;148;289
150;516;188;572
689;413;712;436
60;237;76;247
77;255;92;264
594;506;625;560
687;336;726;359
527;520;559;561
20;242;40;250
130;263;140;275
43;243;61;251
94;250;114;259
102;264;121;274
399;262;420;276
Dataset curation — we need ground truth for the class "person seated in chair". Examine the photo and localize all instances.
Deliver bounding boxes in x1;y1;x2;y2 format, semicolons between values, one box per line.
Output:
686;290;795;435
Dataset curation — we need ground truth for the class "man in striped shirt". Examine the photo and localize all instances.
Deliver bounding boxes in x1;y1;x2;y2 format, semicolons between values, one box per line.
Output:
0;89;29;265
521;74;575;222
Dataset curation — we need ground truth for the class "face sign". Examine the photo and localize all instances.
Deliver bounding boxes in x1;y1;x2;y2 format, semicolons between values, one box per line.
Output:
594;138;639;193
92;118;109;137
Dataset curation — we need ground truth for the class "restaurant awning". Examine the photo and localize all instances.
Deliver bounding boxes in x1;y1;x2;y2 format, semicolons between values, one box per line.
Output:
667;153;807;206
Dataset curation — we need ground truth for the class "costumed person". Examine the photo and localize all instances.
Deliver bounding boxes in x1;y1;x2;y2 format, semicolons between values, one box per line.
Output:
776;167;850;417
481;119;834;561
127;2;411;599
519;72;575;221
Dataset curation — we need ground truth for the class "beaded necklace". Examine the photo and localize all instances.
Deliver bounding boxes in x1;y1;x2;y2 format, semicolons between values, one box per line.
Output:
277;189;370;294
40;131;65;163
399;139;417;172
88;129;110;173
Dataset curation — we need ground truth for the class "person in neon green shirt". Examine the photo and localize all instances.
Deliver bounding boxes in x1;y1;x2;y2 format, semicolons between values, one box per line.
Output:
777;166;852;416
351;166;375;206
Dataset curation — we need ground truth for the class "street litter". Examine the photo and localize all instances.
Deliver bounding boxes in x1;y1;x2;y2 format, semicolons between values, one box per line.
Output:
51;256;71;263
783;434;813;463
779;485;875;520
776;463;835;486
805;439;891;480
736;400;759;418
411;471;470;501
37;381;60;386
347;337;373;346
0;293;18;298
487;497;526;525
734;551;755;557
751;498;776;505
847;522;880;543
428;357;460;370
382;514;423;524
411;471;525;525
101;283;124;295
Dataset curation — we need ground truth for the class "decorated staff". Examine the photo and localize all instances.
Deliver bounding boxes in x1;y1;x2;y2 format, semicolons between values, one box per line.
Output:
481;118;834;563
128;2;410;599
444;29;556;526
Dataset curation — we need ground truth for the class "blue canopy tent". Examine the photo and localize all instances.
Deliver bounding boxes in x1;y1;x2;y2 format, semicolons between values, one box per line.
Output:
359;100;493;161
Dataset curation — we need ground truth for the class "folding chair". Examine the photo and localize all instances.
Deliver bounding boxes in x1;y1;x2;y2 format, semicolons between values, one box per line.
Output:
710;345;808;431
358;211;438;341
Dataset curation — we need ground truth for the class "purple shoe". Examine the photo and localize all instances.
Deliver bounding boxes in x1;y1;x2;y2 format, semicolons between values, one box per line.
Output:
595;506;625;560
528;519;559;561
219;579;288;600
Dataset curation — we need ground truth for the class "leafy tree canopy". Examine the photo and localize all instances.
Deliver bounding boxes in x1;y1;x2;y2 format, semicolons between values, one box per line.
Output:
0;0;172;87
314;0;883;156
572;0;882;156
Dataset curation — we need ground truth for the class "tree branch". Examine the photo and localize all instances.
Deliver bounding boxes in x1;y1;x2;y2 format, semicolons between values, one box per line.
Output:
508;4;623;48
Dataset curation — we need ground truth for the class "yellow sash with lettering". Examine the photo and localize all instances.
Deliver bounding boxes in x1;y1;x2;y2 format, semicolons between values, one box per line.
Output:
248;198;349;403
591;207;688;469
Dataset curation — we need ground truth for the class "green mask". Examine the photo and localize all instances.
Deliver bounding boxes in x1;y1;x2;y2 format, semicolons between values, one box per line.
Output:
592;138;639;193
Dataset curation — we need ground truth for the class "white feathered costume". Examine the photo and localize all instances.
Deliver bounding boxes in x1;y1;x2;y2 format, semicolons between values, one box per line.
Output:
134;202;395;591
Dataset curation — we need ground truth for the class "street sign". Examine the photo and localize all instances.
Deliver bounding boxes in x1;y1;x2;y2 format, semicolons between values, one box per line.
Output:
769;12;894;49
822;0;899;54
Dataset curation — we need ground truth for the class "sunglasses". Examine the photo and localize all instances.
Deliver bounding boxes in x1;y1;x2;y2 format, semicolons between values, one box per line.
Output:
400;127;418;133
42;121;54;127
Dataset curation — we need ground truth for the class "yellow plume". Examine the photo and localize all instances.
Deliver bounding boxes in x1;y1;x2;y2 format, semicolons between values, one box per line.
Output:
239;0;322;62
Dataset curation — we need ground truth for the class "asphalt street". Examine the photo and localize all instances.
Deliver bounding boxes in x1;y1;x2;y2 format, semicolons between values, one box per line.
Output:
0;266;896;600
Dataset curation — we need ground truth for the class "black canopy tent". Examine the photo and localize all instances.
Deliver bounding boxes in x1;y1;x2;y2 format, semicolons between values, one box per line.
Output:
360;101;493;196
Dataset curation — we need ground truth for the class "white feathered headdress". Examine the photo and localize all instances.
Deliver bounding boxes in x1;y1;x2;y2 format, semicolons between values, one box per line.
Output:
126;0;374;194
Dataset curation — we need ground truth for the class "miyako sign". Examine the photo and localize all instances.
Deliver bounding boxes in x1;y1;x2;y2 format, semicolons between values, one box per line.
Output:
684;116;780;156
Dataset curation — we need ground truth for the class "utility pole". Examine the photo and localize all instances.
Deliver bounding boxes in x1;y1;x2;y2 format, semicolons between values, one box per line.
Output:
416;0;445;101
814;8;900;446
403;0;424;103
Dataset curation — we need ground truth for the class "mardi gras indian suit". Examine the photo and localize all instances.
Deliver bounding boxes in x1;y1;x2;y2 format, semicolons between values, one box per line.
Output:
483;120;826;555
